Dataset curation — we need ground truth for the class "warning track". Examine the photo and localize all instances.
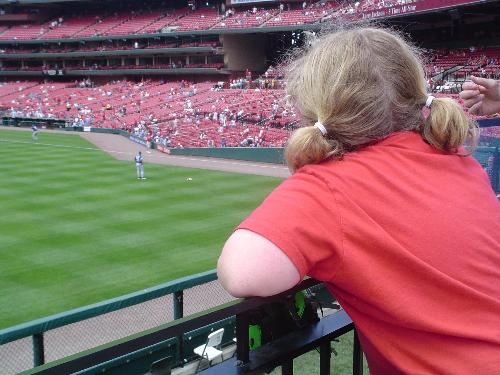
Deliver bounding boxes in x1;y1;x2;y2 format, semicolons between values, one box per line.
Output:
79;132;290;178
0;126;290;178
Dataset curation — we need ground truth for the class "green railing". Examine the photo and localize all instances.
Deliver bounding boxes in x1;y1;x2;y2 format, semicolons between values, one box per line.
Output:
0;270;225;374
0;269;337;375
16;279;353;375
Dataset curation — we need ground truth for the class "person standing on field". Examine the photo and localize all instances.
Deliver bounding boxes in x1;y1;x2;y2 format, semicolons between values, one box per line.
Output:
31;124;38;142
135;151;145;180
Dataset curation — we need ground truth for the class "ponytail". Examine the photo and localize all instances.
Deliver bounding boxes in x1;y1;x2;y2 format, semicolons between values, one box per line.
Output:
421;97;478;154
284;125;343;173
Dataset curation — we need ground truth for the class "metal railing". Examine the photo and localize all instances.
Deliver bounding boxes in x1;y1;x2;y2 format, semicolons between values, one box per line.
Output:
0;270;235;374
19;279;361;375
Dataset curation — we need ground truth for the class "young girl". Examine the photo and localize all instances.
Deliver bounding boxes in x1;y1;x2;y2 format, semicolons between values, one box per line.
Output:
218;26;500;374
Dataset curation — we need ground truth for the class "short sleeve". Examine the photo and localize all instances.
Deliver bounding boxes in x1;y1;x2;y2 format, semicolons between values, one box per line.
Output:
237;170;344;281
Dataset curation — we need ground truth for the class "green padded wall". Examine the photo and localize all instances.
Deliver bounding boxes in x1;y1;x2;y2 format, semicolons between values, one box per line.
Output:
169;147;285;165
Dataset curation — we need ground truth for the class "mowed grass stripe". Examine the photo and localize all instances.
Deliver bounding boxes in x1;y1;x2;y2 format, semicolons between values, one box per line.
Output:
0;130;282;328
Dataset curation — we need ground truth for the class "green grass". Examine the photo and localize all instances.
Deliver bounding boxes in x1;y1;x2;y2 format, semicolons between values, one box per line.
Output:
269;331;370;375
0;130;283;328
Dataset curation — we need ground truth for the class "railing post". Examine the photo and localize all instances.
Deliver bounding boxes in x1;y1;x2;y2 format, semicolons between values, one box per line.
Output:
320;341;331;375
32;333;45;367
173;291;184;366
173;291;184;320
282;360;293;375
235;312;250;365
353;329;363;375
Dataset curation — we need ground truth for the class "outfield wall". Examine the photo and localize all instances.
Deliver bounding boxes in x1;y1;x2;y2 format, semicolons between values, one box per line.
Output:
2;117;66;129
169;147;285;164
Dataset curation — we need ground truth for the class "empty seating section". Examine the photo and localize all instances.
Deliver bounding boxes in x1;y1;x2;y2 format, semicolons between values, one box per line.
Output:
73;13;129;37
41;15;99;39
103;11;163;36
171;8;219;31
0;9;191;40
0;21;52;40
0;1;485;39
139;8;189;34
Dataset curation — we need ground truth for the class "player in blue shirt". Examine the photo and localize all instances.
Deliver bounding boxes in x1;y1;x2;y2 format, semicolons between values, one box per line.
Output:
135;151;146;180
32;124;38;142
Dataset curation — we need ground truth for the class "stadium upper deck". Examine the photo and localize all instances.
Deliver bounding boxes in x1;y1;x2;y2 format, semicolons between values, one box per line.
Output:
0;0;498;78
0;0;494;41
0;0;499;146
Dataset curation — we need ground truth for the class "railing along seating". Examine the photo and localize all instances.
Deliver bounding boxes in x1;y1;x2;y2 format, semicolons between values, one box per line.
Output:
13;279;362;375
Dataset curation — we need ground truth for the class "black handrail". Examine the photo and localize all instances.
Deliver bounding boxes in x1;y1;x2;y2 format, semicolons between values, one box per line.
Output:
199;310;357;375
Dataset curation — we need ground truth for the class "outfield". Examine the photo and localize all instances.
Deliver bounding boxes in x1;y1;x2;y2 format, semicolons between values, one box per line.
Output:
0;129;282;329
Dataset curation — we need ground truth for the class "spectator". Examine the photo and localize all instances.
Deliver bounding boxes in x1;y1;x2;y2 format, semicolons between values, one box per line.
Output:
217;26;500;375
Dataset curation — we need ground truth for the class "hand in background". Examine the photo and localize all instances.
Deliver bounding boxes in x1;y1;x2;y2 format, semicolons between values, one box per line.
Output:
459;76;500;116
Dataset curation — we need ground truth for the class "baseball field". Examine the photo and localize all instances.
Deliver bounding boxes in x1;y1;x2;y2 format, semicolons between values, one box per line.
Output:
0;129;283;329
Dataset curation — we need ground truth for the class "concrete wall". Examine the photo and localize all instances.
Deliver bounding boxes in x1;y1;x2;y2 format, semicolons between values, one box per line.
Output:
221;34;268;72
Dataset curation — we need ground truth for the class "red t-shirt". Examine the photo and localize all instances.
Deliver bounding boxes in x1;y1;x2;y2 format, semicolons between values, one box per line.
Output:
238;131;500;374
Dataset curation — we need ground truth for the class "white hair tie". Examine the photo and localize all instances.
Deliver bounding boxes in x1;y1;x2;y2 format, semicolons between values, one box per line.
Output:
425;95;435;108
314;121;327;136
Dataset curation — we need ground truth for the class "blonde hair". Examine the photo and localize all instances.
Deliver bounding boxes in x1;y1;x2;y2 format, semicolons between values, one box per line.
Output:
284;25;478;172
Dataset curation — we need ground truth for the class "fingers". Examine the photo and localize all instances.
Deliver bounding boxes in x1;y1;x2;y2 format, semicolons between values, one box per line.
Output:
461;81;477;91
459;89;480;100
469;101;483;115
463;94;484;110
471;75;496;89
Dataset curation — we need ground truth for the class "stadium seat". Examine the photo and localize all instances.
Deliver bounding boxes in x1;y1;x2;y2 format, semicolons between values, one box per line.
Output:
193;328;224;373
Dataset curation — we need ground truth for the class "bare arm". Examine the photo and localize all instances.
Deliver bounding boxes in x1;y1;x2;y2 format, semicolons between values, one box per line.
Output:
217;229;301;298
